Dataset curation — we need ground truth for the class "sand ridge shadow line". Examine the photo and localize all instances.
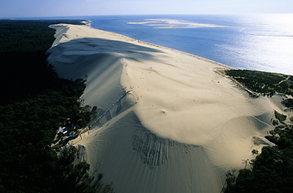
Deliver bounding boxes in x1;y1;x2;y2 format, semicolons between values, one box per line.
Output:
49;37;164;62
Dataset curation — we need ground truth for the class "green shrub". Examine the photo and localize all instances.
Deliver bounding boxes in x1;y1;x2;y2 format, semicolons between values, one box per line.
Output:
274;110;287;122
225;70;293;96
252;149;259;155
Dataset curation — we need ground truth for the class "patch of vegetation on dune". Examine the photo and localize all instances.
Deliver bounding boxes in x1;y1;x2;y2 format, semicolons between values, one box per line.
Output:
225;69;293;96
223;69;293;193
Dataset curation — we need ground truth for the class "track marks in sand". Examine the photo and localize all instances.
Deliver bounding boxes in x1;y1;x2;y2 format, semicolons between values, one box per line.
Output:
49;24;278;193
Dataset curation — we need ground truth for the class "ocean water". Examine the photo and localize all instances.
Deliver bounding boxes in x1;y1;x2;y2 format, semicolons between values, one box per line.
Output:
84;14;293;75
11;14;292;75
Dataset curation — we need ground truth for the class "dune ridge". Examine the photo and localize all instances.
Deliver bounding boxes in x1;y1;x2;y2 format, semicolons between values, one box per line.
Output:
48;24;276;193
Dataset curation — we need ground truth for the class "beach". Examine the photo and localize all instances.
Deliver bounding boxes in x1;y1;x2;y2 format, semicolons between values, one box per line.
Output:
48;24;277;193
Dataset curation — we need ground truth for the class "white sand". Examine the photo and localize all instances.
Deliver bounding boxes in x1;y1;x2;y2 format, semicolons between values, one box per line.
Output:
48;24;277;193
128;19;227;28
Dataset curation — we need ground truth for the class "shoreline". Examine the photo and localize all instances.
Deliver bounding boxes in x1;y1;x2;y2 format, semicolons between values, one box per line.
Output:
48;23;277;193
77;19;232;71
85;20;232;70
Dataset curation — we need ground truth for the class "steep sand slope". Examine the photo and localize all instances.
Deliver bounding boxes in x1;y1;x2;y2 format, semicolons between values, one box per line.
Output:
48;24;275;193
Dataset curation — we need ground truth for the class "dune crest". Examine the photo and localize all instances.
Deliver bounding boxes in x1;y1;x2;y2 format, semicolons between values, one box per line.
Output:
48;24;275;193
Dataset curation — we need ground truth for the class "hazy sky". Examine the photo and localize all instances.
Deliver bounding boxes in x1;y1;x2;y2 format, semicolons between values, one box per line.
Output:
0;0;292;18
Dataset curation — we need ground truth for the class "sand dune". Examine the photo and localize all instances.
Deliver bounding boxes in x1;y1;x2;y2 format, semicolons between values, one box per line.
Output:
48;24;276;193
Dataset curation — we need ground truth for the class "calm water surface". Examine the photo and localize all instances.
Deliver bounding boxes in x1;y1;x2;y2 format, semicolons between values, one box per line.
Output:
11;14;292;75
87;14;293;75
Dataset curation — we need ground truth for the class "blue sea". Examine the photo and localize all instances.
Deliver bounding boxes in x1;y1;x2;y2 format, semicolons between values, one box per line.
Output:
84;14;293;75
10;14;293;75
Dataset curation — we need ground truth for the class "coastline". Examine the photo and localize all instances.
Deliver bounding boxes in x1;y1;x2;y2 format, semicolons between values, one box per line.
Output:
88;20;232;70
48;23;277;193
